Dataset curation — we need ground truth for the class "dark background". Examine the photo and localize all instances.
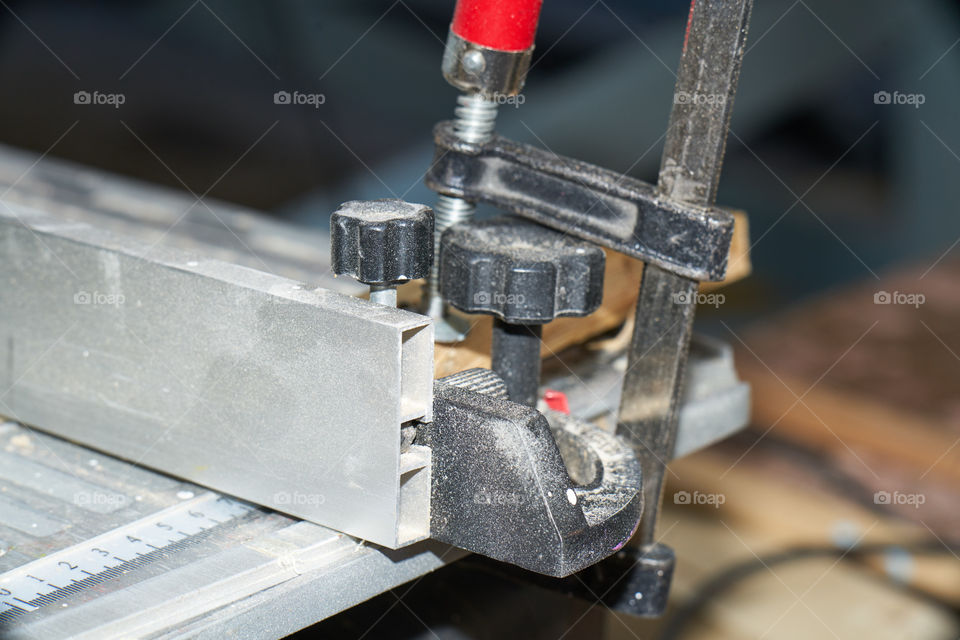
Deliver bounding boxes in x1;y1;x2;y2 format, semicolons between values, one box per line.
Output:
2;0;958;325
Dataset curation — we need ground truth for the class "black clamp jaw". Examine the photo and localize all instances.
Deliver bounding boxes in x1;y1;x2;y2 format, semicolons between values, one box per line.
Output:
426;123;735;282
421;369;645;578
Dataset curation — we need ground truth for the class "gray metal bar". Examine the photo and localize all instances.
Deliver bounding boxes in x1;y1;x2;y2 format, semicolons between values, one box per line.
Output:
618;267;697;544
617;0;753;546
658;0;754;205
0;143;362;295
0;204;433;549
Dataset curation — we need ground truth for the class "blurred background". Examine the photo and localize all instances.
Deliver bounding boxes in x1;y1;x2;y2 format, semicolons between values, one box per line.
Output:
1;0;958;637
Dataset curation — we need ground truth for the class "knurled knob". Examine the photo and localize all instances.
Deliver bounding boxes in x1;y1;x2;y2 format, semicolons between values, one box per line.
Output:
440;216;605;324
330;199;434;285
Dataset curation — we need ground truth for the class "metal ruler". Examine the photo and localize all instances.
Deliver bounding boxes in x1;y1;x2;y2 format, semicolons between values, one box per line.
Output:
0;493;254;622
0;421;456;640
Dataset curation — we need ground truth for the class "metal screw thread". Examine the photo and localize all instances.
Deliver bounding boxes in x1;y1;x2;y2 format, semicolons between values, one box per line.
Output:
425;94;499;319
452;92;499;143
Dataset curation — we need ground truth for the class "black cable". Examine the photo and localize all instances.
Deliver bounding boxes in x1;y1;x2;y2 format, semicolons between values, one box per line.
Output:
659;541;960;640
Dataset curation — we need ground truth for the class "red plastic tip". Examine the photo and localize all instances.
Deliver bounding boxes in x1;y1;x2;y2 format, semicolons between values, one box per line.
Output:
543;389;571;415
451;0;544;52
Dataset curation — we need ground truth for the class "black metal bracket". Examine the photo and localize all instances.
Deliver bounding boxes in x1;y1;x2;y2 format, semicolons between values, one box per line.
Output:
419;373;644;578
425;121;734;282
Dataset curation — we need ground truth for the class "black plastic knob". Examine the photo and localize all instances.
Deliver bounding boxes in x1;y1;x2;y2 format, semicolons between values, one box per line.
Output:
440;216;605;324
330;199;434;285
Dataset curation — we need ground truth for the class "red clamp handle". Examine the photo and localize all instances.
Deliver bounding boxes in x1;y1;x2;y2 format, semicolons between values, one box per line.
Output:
451;0;544;52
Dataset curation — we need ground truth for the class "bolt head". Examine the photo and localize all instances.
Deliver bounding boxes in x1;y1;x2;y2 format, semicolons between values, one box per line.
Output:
440;216;606;324
462;49;486;75
330;199;434;285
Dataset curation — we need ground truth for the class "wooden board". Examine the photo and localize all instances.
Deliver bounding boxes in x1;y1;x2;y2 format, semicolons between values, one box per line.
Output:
604;443;960;639
733;259;960;533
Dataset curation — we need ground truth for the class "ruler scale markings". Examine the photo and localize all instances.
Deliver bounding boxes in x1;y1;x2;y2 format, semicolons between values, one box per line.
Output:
0;492;254;623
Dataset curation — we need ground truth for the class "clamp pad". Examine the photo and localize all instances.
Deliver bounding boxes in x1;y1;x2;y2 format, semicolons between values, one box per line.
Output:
420;372;644;577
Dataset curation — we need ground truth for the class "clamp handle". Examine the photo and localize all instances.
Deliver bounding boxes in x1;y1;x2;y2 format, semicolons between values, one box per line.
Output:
330;199;433;286
440;216;605;324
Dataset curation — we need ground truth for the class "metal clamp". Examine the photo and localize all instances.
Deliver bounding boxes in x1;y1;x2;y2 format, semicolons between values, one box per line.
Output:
425;122;735;282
